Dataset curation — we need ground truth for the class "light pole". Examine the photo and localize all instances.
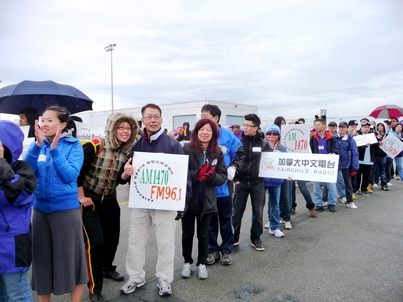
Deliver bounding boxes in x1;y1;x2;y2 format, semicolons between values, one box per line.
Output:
104;43;116;113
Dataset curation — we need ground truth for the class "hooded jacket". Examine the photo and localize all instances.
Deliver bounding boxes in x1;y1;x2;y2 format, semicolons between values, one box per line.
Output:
0;120;36;274
333;132;359;171
182;143;227;215
25;124;84;213
373;122;387;158
78;113;138;197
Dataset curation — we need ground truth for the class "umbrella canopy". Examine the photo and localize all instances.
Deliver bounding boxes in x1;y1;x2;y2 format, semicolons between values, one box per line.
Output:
369;104;403;119
0;80;93;115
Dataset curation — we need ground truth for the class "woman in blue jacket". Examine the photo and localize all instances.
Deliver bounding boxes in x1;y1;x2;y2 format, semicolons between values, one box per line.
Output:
24;106;87;302
0;120;36;302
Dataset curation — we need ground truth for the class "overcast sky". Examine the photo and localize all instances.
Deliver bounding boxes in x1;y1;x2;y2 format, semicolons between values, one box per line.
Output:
1;0;402;122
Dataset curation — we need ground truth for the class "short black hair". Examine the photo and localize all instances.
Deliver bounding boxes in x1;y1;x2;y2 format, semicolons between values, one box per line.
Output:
244;113;261;127
201;104;221;123
314;118;326;125
141;103;162;116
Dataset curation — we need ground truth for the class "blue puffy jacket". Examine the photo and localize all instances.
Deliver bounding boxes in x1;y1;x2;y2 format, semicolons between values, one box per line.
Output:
0;120;36;274
333;133;359;171
24;135;83;213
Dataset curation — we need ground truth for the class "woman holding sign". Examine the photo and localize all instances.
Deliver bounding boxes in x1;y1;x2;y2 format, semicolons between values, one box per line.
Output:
180;118;227;280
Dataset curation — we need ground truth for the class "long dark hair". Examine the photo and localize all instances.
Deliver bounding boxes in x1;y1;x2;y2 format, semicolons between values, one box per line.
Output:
274;116;286;128
189;118;220;159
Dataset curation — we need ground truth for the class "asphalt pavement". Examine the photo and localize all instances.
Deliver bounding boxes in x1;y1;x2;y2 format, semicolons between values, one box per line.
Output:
32;179;403;302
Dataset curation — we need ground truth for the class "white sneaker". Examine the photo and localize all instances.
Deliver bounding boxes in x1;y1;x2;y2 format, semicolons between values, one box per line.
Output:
347;202;358;209
323;201;328;206
285;221;292;229
280;218;285;224
264;222;270;229
373;183;378;188
197;264;208;280
120;279;145;294
387;182;393;187
157;278;172;296
269;229;284;238
181;263;192;278
340;197;347;204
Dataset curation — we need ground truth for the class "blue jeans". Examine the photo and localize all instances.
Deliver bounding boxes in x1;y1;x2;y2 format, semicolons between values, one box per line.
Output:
313;182;337;206
233;180;265;242
0;271;33;302
336;171;346;198
296;180;315;209
394;157;403;180
209;195;234;254
372;157;387;186
265;186;281;230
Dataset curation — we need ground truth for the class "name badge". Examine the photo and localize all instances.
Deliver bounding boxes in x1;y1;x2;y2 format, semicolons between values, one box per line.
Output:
318;146;324;150
38;154;47;162
252;147;261;152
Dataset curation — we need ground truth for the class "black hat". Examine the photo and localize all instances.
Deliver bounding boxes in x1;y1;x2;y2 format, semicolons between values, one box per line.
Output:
348;120;358;126
338;121;348;127
328;121;337;127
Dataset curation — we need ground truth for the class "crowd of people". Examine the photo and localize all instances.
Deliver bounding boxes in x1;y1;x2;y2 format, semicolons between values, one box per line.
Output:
1;102;402;301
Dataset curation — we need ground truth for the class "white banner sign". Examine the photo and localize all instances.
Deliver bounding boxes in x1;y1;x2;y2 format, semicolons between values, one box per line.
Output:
353;133;378;147
280;124;312;153
380;134;403;159
259;152;339;183
129;152;189;211
75;121;104;140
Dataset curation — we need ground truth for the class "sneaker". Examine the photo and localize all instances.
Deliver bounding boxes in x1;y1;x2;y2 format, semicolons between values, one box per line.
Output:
221;253;233;266
280;218;285;224
347;202;358;209
381;186;389;191
89;293;105;302
315;205;324;211
352;194;357;200
397;176;401;180
387;182;393;187
181;263;192;278
157;278;172;296
103;269;124;281
309;208;317;218
206;252;220;265
285;221;292;230
269;229;284;238
197;264;208;280
323;201;328;206
264;222;270;229
361;191;369;197
373;183;378;188
233;239;240;246
340;197;347;204
250;240;265;251
120;279;145;295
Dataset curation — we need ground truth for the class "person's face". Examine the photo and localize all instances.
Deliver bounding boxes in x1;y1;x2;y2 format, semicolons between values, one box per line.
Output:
183;124;188;130
116;122;132;143
378;124;385;132
142;107;162;133
395;125;402;133
266;131;279;143
198;123;213;145
314;121;326;133
19;113;29;126
391;119;398;126
233;125;240;134
361;125;370;134
243;120;258;136
41;110;66;138
200;110;219;125
348;125;357;134
338;126;347;136
328;125;337;133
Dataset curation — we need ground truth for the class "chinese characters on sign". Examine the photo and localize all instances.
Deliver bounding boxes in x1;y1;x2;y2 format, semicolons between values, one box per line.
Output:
129;152;189;211
259;152;339;183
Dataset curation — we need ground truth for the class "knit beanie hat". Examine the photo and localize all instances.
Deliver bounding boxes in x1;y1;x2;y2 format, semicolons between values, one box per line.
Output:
265;124;281;136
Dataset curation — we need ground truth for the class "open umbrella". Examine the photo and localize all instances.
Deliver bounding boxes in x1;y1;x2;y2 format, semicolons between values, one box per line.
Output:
369;104;403;119
0;80;93;115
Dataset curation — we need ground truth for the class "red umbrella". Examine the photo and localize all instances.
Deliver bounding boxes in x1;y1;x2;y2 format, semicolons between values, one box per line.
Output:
369;104;403;119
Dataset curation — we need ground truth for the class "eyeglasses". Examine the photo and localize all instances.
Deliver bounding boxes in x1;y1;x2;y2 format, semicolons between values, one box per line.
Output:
117;126;132;132
243;124;256;128
266;132;278;136
143;115;161;121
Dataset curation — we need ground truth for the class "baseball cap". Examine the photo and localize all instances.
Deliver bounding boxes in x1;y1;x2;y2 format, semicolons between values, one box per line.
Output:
338;121;348;127
348;120;358;126
328;121;337;127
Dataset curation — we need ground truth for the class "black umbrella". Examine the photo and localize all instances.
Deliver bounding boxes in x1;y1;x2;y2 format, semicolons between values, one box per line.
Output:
0;80;93;115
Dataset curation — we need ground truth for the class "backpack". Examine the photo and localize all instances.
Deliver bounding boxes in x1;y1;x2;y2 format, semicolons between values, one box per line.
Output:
80;137;105;157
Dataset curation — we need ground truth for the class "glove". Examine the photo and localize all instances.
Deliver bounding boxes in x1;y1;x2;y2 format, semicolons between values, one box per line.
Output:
227;166;236;181
197;163;209;181
175;211;185;221
201;167;216;181
351;171;357;176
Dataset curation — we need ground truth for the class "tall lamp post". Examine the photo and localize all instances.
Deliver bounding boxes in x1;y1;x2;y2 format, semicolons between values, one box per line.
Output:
104;43;116;113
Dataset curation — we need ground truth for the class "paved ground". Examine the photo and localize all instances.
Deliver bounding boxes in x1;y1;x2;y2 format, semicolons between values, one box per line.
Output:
32;179;403;302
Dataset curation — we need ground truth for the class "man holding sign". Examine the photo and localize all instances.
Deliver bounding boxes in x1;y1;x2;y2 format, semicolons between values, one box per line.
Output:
119;104;191;297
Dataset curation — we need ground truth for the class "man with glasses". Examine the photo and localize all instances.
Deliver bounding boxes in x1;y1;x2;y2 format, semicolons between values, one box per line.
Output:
119;103;191;297
232;114;266;251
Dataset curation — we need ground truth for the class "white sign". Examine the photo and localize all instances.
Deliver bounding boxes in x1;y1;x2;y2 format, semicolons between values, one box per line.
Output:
280;124;312;153
75;121;104;140
380;134;403;159
259;152;339;183
129;152;189;211
353;133;378;147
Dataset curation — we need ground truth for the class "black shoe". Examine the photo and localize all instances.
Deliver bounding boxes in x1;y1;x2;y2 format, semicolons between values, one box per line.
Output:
315;206;324;211
328;205;336;212
90;292;106;302
103;270;124;281
381;186;389;191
